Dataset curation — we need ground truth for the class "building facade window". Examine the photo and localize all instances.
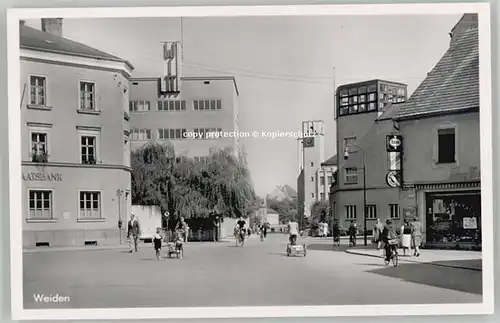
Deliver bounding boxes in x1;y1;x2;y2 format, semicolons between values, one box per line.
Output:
158;100;186;111
327;175;333;185
437;128;456;164
30;132;48;162
320;192;325;200
366;205;377;220
344;167;358;184
129;100;151;112
130;129;152;141
311;176;314;182
193;128;223;139
79;81;96;111
310;162;314;167
29;75;46;106
311;193;314;198
79;191;101;219
345;205;357;220
158;128;187;140
124;137;130;167
389;204;400;219
28;190;53;220
320;176;325;186
193;99;222;110
338;83;380;117
81;136;97;164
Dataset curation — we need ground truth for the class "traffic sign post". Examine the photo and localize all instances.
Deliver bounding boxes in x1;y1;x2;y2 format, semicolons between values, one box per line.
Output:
386;171;401;188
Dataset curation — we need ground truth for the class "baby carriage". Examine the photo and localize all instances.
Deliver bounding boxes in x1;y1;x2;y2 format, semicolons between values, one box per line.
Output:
166;230;184;259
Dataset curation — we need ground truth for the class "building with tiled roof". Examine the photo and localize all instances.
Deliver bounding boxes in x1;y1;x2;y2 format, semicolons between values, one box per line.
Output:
330;14;482;249
394;13;481;248
20;19;135;248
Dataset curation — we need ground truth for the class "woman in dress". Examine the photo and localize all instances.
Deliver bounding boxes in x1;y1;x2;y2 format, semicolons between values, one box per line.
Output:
400;219;412;256
411;216;422;257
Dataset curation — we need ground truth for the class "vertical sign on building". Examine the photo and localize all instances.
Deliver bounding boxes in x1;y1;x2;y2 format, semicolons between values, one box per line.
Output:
385;134;403;188
158;41;182;97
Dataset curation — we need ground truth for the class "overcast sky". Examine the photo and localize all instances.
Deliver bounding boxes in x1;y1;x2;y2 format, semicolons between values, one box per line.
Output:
26;14;461;197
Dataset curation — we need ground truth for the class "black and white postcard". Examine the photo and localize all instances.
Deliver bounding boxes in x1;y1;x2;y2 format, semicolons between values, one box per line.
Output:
7;3;493;320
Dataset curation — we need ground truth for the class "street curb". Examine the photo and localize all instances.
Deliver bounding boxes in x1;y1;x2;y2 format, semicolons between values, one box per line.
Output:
23;239;233;253
344;250;482;272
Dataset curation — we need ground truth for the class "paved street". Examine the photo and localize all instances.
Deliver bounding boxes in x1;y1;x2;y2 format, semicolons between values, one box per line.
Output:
23;234;482;309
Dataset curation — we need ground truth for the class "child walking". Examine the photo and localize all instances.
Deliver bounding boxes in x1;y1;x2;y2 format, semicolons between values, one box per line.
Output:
153;227;163;260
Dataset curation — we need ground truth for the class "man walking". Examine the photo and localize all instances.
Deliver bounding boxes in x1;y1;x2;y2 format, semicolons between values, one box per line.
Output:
127;214;141;253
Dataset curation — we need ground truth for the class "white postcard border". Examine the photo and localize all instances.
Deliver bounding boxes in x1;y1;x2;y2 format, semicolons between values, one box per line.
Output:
7;3;493;320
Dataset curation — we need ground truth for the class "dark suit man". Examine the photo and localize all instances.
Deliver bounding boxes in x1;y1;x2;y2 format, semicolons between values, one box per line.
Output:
127;214;141;252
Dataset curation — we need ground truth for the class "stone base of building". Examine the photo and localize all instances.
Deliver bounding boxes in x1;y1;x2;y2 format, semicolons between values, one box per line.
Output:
23;229;126;248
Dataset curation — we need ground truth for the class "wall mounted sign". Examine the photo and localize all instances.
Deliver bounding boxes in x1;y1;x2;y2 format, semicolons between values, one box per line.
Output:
387;152;401;171
386;134;403;152
22;172;63;182
463;217;478;230
385;171;401;188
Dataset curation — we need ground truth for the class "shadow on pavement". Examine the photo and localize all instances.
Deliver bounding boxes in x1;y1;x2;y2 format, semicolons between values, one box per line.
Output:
366;261;482;295
307;243;378;252
267;252;287;257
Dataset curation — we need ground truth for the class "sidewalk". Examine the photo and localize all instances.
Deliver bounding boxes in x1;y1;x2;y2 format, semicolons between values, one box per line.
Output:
23;237;236;253
345;248;482;271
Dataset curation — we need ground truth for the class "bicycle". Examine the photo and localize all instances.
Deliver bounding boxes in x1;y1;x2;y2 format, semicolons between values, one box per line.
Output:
384;239;399;267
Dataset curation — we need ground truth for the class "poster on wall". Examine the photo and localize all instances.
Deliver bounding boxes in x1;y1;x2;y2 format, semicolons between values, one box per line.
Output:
463;217;478;229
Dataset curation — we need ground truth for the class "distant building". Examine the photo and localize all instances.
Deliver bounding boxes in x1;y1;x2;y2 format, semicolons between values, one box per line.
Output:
128;76;240;159
317;155;337;202
296;121;325;229
265;209;280;226
20;19;134;248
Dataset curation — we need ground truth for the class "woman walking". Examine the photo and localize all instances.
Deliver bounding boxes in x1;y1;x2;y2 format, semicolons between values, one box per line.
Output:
374;218;384;250
400;219;412;256
411;216;422;257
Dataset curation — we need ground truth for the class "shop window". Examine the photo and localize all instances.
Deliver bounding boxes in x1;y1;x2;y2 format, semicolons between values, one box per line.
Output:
426;193;481;244
437;128;456;163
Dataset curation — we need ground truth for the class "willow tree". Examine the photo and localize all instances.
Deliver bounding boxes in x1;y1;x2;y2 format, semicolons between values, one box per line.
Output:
131;144;257;221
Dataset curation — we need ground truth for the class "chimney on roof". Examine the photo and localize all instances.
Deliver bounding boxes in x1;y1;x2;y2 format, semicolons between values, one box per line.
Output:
41;18;63;37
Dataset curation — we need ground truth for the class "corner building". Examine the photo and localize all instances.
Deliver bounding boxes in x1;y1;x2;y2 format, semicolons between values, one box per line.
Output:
20;19;134;248
331;79;408;233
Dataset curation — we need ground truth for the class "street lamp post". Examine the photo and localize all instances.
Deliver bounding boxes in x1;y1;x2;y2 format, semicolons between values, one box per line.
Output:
344;145;368;246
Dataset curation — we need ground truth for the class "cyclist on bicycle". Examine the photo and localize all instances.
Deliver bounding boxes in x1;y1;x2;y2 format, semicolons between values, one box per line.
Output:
382;218;397;262
287;220;299;245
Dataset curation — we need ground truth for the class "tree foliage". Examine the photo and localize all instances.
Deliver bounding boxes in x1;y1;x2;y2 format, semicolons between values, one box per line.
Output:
131;143;258;220
266;197;298;224
309;200;331;229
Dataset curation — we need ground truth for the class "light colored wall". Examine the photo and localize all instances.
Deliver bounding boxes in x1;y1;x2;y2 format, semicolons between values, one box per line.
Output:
129;78;238;157
20;56;132;248
22;165;131;247
21;59;129;165
399;112;480;183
